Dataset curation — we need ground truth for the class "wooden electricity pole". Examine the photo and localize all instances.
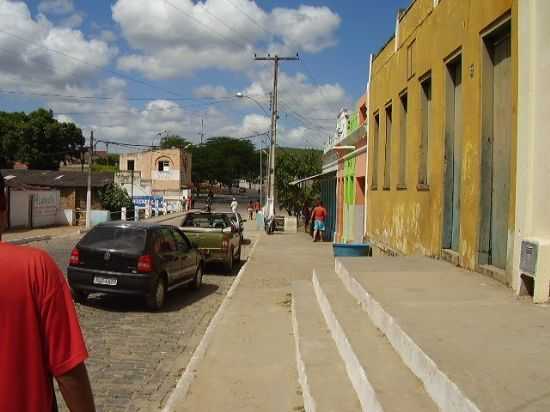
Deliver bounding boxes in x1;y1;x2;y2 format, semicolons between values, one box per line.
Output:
254;54;299;218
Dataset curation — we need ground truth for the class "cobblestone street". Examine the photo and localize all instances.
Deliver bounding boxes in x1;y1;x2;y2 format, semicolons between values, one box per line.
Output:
30;216;257;411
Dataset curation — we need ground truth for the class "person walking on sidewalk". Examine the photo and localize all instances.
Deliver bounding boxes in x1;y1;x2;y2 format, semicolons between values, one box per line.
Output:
248;200;254;220
0;172;96;412
311;199;328;242
231;197;239;213
302;203;311;234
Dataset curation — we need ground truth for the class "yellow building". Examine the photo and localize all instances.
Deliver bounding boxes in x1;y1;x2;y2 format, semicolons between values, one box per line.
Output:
366;0;517;285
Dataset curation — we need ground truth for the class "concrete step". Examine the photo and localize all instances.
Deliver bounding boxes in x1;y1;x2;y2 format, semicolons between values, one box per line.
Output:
291;280;361;412
334;257;482;412
313;269;438;412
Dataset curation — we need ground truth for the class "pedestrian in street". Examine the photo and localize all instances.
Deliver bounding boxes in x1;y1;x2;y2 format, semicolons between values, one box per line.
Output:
302;203;311;233
0;171;96;412
231;197;239;213
311;199;328;242
254;199;261;214
248;200;254;220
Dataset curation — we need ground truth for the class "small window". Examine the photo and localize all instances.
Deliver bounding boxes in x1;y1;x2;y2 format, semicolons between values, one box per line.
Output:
158;160;170;172
360;104;368;125
127;160;135;171
419;75;432;187
371;112;380;189
407;40;416;80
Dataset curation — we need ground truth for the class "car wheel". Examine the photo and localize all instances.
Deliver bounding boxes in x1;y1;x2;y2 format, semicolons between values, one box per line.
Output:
190;264;203;290
71;288;88;304
146;276;166;311
236;245;242;263
225;247;234;275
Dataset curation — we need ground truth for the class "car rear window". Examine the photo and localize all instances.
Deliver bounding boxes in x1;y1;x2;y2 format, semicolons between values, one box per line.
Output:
183;214;229;229
79;226;147;253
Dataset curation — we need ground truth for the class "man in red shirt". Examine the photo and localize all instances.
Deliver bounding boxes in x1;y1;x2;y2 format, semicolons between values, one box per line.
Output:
311;199;328;242
0;172;95;412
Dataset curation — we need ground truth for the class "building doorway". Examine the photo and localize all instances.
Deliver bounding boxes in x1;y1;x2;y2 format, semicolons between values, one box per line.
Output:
442;55;463;252
479;20;512;269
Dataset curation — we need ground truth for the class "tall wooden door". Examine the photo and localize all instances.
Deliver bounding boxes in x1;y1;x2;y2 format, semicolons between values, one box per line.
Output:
480;24;512;269
443;57;463;251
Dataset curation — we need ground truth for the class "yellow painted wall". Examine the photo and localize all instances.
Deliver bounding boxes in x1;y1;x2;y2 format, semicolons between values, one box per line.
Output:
367;0;517;282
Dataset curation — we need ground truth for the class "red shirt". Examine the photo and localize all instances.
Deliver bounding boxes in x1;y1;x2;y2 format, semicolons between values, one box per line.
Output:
0;243;88;412
312;206;327;222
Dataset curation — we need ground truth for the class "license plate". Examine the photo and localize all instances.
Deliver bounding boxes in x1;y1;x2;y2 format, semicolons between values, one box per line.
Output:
93;276;118;286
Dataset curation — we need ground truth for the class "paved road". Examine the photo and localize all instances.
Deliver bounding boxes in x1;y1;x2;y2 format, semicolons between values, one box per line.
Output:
29;214;258;412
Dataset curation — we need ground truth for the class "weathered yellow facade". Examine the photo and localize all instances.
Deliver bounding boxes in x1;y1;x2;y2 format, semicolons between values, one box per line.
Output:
367;0;518;284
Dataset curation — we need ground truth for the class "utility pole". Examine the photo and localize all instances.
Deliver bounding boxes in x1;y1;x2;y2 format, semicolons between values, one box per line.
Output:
259;142;263;205
85;130;94;230
254;54;299;218
198;118;205;145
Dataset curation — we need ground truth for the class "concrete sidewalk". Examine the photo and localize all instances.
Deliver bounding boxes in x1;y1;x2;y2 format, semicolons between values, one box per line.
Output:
168;231;333;412
3;225;81;244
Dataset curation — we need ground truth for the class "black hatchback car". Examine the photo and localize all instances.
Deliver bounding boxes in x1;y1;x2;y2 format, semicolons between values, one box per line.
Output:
68;222;203;310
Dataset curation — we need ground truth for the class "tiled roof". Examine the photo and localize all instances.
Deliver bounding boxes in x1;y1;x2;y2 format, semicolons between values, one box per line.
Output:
1;169;113;189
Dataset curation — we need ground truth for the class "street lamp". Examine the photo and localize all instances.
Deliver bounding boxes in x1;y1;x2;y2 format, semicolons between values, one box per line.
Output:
235;92;271;117
236;92;275;217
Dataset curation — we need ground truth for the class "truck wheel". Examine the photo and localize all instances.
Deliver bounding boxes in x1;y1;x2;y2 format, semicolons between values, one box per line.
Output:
146;276;166;311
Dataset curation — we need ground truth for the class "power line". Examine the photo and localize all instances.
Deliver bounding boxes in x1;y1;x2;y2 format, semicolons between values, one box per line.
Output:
0;88;238;102
190;1;256;48
222;0;271;37
162;0;248;50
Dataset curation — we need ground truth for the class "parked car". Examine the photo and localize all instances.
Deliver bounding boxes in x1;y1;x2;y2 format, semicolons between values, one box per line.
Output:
67;222;203;310
180;211;241;274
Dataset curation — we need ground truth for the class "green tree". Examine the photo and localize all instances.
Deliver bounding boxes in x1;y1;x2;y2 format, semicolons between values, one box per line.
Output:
0;109;84;170
191;137;257;186
160;135;191;149
0;111;26;168
99;183;133;213
275;148;322;216
93;154;119;173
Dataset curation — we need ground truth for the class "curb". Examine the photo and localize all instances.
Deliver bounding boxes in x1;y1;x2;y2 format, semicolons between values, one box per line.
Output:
334;259;481;412
161;235;261;412
8;235;53;245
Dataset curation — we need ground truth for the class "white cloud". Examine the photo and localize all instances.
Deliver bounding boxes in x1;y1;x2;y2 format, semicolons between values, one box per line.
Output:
0;1;116;87
112;0;341;78
271;5;341;53
194;66;350;148
241;70;349;147
98;30;117;43
59;12;84;29
38;0;74;15
193;85;230;99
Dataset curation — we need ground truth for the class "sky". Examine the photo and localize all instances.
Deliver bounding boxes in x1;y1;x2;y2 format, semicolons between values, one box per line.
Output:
0;0;410;150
